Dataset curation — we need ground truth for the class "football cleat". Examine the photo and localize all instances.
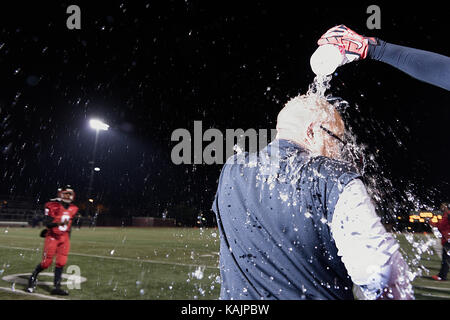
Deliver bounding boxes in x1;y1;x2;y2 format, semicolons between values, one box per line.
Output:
431;275;444;281
26;276;37;293
51;287;69;296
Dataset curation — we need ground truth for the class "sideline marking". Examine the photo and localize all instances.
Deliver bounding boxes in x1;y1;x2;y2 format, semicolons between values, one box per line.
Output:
415;292;450;299
0;286;68;300
2;272;87;286
414;285;450;293
0;244;219;269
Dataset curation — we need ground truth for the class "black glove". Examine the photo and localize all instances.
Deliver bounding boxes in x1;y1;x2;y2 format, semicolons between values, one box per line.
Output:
39;228;48;238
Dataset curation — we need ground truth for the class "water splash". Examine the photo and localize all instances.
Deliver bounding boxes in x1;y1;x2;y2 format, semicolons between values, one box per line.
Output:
190;265;205;280
307;75;332;98
304;74;443;297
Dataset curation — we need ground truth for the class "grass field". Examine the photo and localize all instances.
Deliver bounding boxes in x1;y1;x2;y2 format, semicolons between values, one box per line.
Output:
0;226;449;300
0;227;221;300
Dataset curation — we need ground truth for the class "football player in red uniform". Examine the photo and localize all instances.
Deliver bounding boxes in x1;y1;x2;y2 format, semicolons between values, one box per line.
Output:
26;185;79;295
429;203;450;281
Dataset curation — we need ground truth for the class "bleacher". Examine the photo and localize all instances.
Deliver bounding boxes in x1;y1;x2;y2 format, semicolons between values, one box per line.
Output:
0;195;41;227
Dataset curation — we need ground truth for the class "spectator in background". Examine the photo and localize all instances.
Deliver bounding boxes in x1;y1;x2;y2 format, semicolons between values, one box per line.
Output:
87;215;93;228
31;211;40;228
429;203;450;281
74;212;83;229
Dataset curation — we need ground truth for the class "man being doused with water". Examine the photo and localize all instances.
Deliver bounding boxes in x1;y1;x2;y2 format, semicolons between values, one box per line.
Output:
212;94;414;300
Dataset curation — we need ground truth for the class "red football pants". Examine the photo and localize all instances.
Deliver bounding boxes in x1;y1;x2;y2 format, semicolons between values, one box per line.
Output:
40;233;71;269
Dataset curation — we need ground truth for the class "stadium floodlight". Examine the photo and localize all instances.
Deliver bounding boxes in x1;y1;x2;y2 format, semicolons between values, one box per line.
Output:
89;119;109;131
87;119;108;222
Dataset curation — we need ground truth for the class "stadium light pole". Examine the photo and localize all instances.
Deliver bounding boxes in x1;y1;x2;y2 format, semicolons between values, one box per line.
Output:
87;119;109;220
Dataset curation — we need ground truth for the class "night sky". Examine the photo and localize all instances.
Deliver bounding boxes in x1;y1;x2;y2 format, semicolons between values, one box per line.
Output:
0;1;448;225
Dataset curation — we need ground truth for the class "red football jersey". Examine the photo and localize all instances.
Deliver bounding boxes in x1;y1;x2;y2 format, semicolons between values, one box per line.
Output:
430;210;450;246
44;201;79;236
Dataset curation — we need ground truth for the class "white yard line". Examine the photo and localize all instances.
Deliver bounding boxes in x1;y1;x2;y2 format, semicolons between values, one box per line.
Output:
0;244;219;269
414;285;450;292
0;286;68;300
416;292;450;299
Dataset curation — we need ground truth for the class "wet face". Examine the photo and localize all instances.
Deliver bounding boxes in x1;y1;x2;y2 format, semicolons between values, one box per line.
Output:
314;111;346;159
322;124;345;159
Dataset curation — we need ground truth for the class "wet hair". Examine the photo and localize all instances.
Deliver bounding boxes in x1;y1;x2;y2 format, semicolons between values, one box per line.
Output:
276;94;344;145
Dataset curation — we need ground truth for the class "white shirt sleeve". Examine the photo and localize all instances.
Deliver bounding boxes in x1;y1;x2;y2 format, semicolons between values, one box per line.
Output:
331;179;414;300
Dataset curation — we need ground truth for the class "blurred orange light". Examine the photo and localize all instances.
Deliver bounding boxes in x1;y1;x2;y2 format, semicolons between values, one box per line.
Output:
419;212;433;218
